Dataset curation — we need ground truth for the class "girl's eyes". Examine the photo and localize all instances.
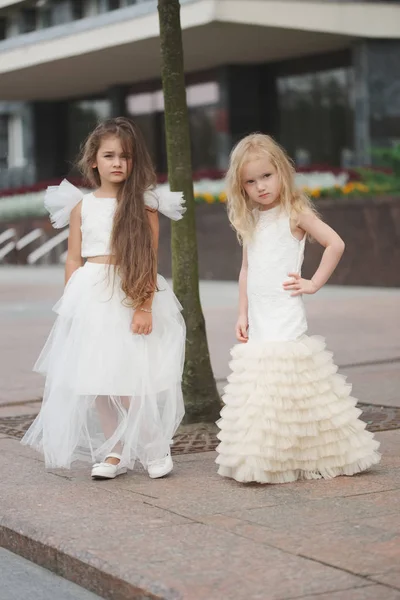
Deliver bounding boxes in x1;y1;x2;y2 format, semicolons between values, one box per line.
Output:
245;173;271;184
103;154;131;159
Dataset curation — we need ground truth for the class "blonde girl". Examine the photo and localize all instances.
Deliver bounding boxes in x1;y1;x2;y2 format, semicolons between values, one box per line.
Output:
216;133;380;483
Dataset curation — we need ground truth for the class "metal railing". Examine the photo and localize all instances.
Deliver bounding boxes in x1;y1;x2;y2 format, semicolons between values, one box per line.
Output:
0;225;68;265
27;229;69;265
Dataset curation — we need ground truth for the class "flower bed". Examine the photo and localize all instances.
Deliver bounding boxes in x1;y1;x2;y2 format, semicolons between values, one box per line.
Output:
193;172;400;204
1;170;399;223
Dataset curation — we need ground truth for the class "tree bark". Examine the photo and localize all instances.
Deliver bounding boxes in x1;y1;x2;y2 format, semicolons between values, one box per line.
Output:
157;0;221;422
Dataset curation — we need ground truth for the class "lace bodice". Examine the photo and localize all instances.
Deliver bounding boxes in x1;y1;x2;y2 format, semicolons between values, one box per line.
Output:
247;206;307;342
247;206;305;295
81;194;116;257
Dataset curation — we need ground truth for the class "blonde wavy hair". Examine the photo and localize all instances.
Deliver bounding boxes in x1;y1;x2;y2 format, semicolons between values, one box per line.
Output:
226;133;316;243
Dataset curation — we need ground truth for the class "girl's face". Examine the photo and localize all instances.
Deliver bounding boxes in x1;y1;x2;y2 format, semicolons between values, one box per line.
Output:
93;135;132;186
241;155;281;209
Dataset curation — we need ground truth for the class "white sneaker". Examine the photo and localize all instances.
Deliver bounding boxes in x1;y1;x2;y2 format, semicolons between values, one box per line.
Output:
147;453;173;479
91;453;127;480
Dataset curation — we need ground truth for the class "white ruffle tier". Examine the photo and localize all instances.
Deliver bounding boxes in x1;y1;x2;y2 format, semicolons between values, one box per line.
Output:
22;262;186;470
216;335;380;484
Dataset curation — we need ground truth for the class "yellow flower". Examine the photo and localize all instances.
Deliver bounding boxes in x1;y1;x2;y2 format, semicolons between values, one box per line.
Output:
219;192;227;203
342;182;357;194
311;188;321;198
203;192;215;204
354;182;368;192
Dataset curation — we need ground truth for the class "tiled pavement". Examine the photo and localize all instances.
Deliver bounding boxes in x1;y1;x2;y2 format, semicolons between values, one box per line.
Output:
1;267;400;599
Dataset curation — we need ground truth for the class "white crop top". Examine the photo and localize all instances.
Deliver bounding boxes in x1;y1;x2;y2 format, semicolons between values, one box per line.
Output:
44;180;186;257
81;193;116;257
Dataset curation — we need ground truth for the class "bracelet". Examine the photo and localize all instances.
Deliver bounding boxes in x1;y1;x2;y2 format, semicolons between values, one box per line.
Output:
139;307;152;313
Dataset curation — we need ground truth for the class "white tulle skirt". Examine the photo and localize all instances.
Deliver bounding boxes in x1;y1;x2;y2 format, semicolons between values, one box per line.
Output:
216;336;381;484
22;262;186;470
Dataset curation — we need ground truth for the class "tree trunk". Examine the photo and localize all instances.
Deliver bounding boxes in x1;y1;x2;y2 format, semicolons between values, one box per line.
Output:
157;0;221;423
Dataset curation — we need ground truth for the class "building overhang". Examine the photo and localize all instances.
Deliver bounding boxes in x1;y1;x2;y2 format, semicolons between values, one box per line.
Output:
0;0;399;101
0;0;26;9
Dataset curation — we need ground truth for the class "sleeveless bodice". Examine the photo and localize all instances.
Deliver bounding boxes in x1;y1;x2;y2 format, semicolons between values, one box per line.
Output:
247;206;307;342
81;193;116;257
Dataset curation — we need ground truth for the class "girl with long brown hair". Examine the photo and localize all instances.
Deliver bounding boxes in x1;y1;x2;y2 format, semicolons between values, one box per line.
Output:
22;117;186;480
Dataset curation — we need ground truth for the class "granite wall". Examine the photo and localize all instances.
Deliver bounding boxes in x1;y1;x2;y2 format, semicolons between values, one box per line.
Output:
2;196;400;287
158;197;400;287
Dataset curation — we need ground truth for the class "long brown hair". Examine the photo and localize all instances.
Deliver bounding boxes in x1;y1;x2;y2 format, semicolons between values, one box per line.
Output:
78;117;157;308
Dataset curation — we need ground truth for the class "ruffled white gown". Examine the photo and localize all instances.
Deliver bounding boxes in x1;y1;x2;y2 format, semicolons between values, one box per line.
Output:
216;206;380;483
22;181;186;470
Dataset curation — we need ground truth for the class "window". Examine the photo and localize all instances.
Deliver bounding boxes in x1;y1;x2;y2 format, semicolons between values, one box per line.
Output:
127;80;220;173
71;0;85;19
368;42;400;148
97;0;121;11
277;68;354;167
19;8;37;34
67;99;111;166
126;93;158;165
50;0;75;26
0;17;7;40
189;106;219;171
187;82;219;171
37;6;52;29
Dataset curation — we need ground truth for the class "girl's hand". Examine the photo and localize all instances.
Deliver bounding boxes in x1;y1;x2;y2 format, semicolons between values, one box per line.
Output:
283;273;318;297
235;315;249;343
131;310;153;335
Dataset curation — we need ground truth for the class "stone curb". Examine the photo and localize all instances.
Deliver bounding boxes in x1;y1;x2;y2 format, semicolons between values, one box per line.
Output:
0;517;179;600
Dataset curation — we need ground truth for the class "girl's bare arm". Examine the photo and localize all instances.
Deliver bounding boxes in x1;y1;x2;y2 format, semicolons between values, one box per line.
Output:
236;247;249;342
65;202;83;285
139;209;159;312
284;212;345;296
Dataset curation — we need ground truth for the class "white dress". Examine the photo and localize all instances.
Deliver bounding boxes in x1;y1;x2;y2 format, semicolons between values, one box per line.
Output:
216;205;381;483
22;181;186;470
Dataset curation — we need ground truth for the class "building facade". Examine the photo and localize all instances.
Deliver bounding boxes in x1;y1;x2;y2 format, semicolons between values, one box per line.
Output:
0;0;399;190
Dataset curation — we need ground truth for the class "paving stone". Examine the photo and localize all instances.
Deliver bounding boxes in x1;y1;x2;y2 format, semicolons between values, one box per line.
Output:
224;488;400;530
1;271;400;598
371;570;400;590
296;584;400;600
205;512;400;577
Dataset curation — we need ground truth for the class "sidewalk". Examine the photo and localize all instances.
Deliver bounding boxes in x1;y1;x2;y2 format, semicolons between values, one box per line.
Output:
1;432;400;600
1;266;400;599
